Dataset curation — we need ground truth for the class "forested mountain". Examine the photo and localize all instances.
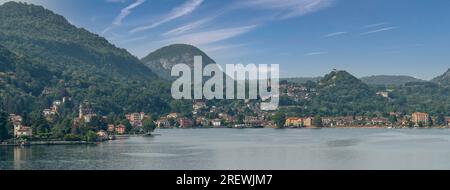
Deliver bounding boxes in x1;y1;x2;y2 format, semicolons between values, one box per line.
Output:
308;70;387;116
141;44;216;80
389;81;450;115
0;1;449;124
360;75;425;86
0;2;171;115
432;69;450;86
0;44;53;114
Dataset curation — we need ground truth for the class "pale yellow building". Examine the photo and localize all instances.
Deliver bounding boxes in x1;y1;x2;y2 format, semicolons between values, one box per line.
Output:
412;112;429;125
285;117;303;127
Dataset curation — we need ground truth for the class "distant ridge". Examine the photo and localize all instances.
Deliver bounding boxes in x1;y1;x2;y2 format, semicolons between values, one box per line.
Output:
360;75;425;86
282;77;322;84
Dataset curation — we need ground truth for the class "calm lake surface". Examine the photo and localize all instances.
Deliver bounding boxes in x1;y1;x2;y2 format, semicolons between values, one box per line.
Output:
2;128;450;170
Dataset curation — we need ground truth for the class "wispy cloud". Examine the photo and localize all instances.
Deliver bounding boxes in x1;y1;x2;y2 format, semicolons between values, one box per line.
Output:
242;0;334;19
323;31;347;38
130;0;204;33
102;0;146;34
162;17;214;36
304;51;328;56
113;0;146;25
202;43;252;53
364;22;388;28
361;26;398;35
161;25;258;46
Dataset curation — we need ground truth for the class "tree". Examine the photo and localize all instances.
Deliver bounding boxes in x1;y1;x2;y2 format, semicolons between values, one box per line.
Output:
121;119;132;133
436;114;446;126
389;115;398;126
143;118;156;133
0;111;11;140
272;111;286;128
31;115;50;135
428;116;434;127
52;118;73;138
313;115;323;127
418;122;424;128
84;130;98;142
407;118;414;128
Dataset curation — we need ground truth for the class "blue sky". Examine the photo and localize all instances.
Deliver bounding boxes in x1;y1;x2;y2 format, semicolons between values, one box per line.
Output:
2;0;450;79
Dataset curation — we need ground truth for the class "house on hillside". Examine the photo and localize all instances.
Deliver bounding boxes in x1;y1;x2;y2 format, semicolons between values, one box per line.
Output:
14;125;32;138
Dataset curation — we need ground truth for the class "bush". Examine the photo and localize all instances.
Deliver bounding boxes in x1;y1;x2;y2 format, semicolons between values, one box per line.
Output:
63;134;81;141
84;131;98;142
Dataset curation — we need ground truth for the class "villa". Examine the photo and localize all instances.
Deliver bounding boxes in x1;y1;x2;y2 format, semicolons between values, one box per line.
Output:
412;112;429;125
14;125;32;138
107;124;115;132
115;124;126;135
285;117;303;128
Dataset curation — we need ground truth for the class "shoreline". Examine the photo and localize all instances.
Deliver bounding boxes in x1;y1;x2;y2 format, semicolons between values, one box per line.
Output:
0;141;96;147
2;127;449;146
158;126;449;129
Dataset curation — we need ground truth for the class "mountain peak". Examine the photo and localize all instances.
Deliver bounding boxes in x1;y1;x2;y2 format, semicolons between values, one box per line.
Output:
0;2;155;80
0;1;66;22
141;44;216;80
431;68;450;86
319;70;361;86
142;44;215;62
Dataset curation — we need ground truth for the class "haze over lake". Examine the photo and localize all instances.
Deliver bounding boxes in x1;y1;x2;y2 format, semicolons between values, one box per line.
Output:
3;128;450;170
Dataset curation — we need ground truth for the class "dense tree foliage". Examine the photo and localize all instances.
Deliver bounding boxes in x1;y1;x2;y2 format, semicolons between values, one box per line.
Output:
272;111;286;128
0;110;11;140
280;70;450;117
0;2;173;116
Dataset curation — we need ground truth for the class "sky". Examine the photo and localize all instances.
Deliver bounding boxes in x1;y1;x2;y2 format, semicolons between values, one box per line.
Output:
1;0;450;80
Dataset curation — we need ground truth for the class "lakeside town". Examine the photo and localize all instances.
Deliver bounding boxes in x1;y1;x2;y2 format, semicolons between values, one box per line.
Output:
4;80;450;146
7;101;450;145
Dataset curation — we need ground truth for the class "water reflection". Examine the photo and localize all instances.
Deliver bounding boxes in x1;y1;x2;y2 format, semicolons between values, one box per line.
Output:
13;147;32;170
2;128;450;170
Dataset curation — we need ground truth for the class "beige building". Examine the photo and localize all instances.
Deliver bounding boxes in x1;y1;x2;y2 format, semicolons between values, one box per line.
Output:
412;112;429;125
14;125;32;138
303;117;313;127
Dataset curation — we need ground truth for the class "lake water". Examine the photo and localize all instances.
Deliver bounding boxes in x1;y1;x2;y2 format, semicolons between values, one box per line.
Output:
2;128;450;170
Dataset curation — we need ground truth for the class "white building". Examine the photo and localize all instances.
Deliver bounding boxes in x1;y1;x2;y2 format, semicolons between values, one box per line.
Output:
212;119;222;127
14;125;32;138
